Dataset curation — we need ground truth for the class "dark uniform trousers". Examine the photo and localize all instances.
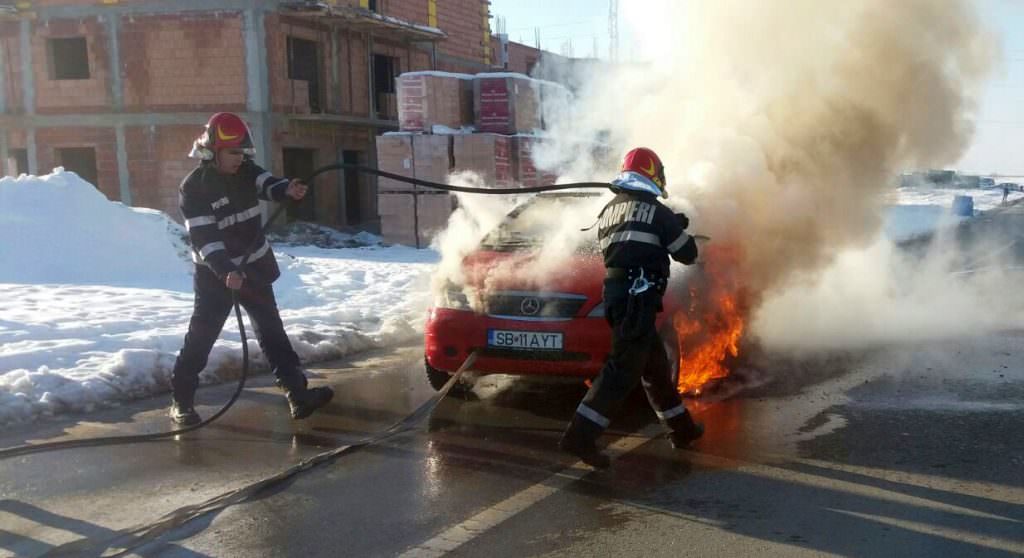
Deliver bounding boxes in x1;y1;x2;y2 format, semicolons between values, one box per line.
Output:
577;278;692;434
171;265;306;405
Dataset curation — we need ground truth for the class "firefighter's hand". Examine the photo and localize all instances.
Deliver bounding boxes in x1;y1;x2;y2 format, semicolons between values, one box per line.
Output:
675;212;690;230
286;179;308;201
225;271;244;290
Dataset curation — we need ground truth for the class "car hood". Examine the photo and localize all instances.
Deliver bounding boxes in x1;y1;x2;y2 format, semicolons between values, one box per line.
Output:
460;249;606;300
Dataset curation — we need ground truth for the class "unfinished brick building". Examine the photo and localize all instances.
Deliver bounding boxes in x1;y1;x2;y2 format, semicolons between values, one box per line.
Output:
0;0;548;229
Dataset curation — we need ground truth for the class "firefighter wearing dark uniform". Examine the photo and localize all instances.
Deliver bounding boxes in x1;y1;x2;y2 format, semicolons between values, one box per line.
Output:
560;147;704;468
168;112;333;425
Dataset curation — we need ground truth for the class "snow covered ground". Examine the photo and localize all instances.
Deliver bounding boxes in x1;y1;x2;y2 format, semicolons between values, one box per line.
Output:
883;185;1024;240
0;171;437;426
0;170;1017;426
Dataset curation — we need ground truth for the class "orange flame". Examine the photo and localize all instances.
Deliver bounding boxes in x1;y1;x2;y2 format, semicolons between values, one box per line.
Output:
674;245;747;395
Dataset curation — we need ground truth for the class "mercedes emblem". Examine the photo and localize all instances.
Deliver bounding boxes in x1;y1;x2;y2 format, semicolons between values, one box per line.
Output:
520;297;541;316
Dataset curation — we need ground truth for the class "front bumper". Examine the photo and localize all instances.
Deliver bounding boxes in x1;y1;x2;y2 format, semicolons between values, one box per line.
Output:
424;307;610;377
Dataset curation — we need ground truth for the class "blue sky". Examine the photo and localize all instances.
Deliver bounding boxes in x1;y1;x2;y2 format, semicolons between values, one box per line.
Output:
490;0;1024;176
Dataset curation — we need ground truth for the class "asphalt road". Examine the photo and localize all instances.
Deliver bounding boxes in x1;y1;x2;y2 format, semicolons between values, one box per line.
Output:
1;330;1021;558
2;203;1023;557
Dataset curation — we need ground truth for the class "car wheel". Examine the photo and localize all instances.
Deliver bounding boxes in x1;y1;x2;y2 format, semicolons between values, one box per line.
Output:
425;359;453;391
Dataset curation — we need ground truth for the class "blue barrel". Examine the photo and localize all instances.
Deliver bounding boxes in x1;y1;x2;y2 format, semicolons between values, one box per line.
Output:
951;195;974;216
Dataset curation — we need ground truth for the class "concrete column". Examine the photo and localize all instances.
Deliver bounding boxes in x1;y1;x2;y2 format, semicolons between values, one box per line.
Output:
243;8;271;167
0;32;7;115
105;14;124;110
244;8;267;116
115;125;132;204
367;33;374;118
20;18;33;115
21;18;37;175
0;132;8;177
244;6;275;222
27;129;38;175
331;26;339;114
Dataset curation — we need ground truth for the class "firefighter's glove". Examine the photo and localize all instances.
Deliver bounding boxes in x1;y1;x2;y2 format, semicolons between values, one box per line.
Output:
675;212;690;230
225;271;245;290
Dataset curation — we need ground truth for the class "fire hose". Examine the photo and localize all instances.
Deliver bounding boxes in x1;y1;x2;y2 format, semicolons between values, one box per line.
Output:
0;163;614;460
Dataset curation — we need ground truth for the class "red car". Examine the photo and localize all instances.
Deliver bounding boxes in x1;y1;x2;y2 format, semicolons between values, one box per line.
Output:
424;192;692;390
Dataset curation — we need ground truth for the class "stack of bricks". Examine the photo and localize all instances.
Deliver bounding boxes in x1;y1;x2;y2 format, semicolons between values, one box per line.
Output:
396;72;474;133
378;71;572;246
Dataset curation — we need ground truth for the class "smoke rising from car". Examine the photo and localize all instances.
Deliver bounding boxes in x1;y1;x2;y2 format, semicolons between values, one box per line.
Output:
750;234;1024;351
430;172;521;300
527;0;1013;350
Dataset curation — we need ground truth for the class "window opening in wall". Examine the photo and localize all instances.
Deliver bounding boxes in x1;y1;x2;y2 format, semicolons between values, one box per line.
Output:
287;37;322;113
366;0;378;12
283;148;317;222
10;149;28;176
48;37;90;80
342;150;362;225
56;147;98;190
372;54;400;120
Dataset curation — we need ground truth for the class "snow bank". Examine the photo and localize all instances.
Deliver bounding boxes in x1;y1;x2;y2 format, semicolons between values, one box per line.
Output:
0;170;193;288
0;171;438;426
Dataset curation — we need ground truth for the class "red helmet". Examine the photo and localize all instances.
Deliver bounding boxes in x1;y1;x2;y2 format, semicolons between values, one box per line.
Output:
189;112;255;160
621;147;666;194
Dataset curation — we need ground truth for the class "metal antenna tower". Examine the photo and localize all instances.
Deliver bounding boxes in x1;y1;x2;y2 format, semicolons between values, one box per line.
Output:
608;0;619;62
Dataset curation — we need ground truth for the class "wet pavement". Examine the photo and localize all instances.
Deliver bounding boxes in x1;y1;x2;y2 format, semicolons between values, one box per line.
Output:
1;331;1022;558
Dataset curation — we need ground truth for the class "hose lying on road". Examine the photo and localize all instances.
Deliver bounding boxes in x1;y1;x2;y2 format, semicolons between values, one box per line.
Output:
46;352;480;558
0;163;612;459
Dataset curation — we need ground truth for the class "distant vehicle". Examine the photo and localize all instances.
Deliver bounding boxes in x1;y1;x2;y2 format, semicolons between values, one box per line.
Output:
997;182;1022;193
423;192;694;390
979;177;996;188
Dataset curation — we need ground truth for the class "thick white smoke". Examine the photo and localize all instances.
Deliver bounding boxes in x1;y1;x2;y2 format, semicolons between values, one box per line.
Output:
523;0;1016;352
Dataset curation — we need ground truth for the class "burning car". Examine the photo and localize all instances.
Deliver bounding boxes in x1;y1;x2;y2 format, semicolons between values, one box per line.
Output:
424;191;747;395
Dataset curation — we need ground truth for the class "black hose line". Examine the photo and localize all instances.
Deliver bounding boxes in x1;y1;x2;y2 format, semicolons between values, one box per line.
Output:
0;163;610;459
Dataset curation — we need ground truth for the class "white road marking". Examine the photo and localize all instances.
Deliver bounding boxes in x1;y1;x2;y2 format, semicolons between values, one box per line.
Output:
397;425;664;558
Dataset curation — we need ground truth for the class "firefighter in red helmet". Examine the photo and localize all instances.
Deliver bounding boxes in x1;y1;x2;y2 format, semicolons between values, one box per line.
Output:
169;112;333;425
559;147;703;468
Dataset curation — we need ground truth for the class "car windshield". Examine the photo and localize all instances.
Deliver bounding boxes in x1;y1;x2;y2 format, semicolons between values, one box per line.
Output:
479;193;604;253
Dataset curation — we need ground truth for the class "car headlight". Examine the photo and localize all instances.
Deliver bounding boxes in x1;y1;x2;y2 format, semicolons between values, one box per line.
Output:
436;288;472;310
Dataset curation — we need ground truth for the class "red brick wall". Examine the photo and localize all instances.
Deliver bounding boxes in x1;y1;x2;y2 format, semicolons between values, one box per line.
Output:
35;126;119;200
32;18;112;114
505;41;542;75
274;120;376;225
121;14;247;112
383;0;428;25
345;30;371;116
434;0;489;65
7;129;27;149
124;124;197;216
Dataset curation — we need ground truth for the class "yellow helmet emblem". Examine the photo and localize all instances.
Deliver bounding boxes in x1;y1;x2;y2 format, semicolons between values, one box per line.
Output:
641;160;662;185
216;127;240;142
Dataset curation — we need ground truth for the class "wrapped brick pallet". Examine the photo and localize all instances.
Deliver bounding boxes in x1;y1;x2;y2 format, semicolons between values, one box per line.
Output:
376;133;456;246
397;72;474;133
512;136;559;188
473;73;542;135
452;133;514;189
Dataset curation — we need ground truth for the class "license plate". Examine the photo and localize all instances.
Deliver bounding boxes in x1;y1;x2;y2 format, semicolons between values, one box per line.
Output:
487;329;564;350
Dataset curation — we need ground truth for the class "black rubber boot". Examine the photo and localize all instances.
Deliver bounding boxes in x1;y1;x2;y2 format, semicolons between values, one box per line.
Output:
667;411;704;449
558;414;611;469
286;386;335;420
169;400;201;426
